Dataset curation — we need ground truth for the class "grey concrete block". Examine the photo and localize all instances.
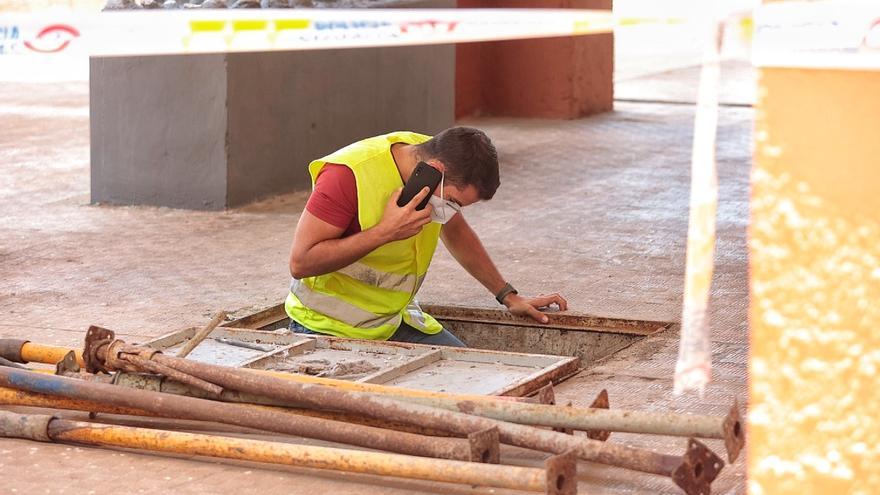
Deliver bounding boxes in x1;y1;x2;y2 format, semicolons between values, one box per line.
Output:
224;43;454;206
90;0;455;210
90;54;229;209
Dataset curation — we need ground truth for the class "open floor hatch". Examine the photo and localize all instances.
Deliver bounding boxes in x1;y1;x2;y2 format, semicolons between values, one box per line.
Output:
145;303;672;397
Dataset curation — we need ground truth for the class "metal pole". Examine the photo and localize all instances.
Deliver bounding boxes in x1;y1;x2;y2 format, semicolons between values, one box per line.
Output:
0;339;529;403
87;330;722;495
0;357;26;369
175;311;226;359
128;359;744;462
404;394;744;463
0;386;155;417
21;337;742;462
50;352;456;437
24;364;459;438
62;364;737;454
200;352;742;461
0;410;571;494
0;339;85;368
101;369;458;437
0;367;495;463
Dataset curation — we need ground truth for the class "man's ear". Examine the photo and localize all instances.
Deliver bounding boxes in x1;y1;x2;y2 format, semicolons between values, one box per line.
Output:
425;159;446;173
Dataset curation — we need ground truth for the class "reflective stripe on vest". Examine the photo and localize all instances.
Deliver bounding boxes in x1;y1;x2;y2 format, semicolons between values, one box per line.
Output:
289;279;401;329
337;261;421;293
285;131;444;340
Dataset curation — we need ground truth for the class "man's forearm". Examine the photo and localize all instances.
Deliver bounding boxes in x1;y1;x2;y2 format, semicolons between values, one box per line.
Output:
291;227;388;279
441;218;507;296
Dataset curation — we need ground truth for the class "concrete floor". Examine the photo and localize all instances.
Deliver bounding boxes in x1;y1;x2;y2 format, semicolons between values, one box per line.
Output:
0;59;751;493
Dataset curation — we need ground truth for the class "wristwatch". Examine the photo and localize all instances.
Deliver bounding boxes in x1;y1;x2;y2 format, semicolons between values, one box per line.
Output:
495;282;518;305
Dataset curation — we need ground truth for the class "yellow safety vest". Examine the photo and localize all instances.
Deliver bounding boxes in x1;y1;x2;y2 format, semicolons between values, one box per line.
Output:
285;131;444;340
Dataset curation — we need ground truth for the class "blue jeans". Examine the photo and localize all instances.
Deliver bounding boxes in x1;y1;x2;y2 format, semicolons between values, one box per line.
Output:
288;319;466;347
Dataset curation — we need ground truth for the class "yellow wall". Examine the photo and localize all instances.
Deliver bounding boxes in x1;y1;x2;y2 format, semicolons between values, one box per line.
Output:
749;67;880;493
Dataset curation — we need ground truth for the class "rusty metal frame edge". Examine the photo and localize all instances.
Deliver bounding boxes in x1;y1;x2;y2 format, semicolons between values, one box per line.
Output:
437;345;574;368
223;302;673;337
143;327;199;349
222;304;288;330
423;303;672;337
493;357;580;397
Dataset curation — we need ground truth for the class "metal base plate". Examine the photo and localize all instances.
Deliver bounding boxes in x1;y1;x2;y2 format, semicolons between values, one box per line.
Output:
672;438;724;495
544;450;578;495
722;400;745;463
467;426;500;464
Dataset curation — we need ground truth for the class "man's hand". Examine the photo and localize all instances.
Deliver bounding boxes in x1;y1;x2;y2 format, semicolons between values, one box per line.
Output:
502;292;568;324
374;187;433;242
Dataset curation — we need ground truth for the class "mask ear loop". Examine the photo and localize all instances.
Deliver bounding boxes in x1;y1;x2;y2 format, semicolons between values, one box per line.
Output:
437;171;460;219
440;172;462;214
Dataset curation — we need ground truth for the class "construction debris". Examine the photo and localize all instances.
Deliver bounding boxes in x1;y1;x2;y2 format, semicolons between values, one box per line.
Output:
2;336;744;462
77;326;724;495
0;325;746;495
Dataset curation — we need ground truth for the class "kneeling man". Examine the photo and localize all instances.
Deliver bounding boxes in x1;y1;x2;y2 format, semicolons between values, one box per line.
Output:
286;127;566;347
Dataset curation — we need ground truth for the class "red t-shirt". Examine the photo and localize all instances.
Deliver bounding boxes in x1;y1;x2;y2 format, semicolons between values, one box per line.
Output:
305;163;362;237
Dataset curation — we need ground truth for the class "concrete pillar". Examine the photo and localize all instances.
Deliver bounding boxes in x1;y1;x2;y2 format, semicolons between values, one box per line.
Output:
455;0;613;119
90;1;454;210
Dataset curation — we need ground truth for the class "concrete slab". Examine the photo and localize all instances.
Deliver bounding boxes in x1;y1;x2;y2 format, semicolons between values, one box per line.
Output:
0;62;752;492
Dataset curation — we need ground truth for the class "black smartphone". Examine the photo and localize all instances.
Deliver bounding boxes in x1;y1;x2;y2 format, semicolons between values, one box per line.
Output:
397;161;442;210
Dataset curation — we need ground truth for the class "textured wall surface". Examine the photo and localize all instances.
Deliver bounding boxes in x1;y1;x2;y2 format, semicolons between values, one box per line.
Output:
224;43;454;206
89;0;454;209
90;54;230;209
749;67;880;494
456;0;613;119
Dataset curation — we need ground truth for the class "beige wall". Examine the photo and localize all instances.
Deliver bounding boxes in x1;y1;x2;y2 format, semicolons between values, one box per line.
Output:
749;66;880;494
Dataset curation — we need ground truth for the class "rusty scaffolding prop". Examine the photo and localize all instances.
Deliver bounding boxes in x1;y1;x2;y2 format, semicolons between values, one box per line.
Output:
0;339;533;404
1;337;744;462
0;379;458;439
409;384;744;463
0;410;575;494
54;348;741;462
48;353;451;438
0;385;155;417
49;351;458;437
50;352;604;440
0;366;500;463
0;339;85;368
80;327;723;495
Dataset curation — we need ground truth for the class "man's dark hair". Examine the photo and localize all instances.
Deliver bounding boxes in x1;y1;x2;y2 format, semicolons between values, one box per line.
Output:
416;127;500;200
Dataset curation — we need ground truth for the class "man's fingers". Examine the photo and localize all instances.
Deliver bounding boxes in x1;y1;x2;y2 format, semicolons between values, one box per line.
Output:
525;305;550;324
415;210;432;226
419;202;434;218
407;186;432;209
556;293;568;311
534;293;567;311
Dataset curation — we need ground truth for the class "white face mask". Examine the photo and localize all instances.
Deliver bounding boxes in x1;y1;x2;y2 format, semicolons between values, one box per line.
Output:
427;172;461;224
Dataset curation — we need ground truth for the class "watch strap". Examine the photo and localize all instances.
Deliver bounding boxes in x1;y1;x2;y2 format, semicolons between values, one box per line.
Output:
495;282;518;305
